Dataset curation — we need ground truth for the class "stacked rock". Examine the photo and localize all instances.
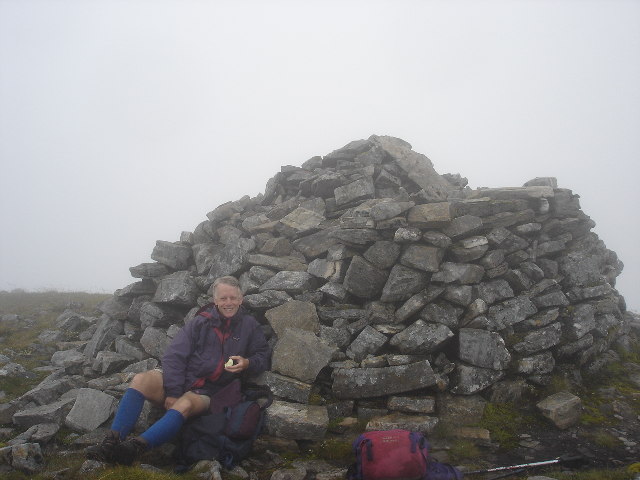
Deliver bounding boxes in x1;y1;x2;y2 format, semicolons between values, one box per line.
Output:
84;135;630;438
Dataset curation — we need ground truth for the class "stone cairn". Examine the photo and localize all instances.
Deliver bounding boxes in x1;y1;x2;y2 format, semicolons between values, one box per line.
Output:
1;135;636;473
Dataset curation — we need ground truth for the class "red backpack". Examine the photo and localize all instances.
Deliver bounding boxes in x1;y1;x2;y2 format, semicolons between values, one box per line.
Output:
348;430;463;480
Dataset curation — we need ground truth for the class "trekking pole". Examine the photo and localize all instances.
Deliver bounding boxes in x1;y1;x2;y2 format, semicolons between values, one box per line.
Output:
464;454;586;476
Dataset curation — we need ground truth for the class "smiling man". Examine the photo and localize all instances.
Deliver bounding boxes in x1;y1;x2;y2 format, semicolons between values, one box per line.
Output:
86;276;271;465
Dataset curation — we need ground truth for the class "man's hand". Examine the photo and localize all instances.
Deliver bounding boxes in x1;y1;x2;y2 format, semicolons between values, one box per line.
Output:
164;396;178;410
225;355;249;373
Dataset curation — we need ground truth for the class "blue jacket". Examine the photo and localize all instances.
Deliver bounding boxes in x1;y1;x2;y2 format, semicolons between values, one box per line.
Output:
161;304;271;398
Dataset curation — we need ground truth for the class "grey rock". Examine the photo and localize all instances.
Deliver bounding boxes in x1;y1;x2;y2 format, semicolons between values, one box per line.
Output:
393;227;423;243
319;282;348;302
280;207;325;235
387;396;436;414
265;400;328;441
442;215;483;239
92;351;135;375
8;423;59;446
475;279;514;305
139;327;171;359
65;388;116;432
420;302;463;329
458;329;511;370
564;303;596;340
19;376;78;406
292;228;341;258
451;364;505;395
260;371;313;404
247;254;308;271
432;262;484;284
151;240;193;270
366;413;438;434
437;392;487;425
320;325;352;349
442;285;474;307
389;320;454;354
381;265;428;302
139;302;184;329
192;243;223;275
153;271;200;306
450;236;489;262
399;245;444;273
395;286;445;324
513;322;563;354
487;296;537;330
370;200;414;221
271;328;337;382
346;326;388;363
9;443;45;473
331;228;379;246
207;237;256;281
536;391;582;429
407;203;453;228
518;351;555;375
13;398;75;428
364;241;401;269
97;296;131;321
373;135;452;195
243;290;292;309
84;315;123;359
334;177;375;207
265;300;320;337
307;258;338;280
115;280;157;300
343;256;388;299
332;360;437;399
260;271;316;295
533;291;570;308
479;249;506;269
422;231;452;248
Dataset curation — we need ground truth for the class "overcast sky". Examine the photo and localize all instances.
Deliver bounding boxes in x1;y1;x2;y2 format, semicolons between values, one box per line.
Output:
1;0;639;311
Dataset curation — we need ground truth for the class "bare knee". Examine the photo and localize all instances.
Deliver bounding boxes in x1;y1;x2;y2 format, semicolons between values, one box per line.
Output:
172;393;207;419
129;370;164;401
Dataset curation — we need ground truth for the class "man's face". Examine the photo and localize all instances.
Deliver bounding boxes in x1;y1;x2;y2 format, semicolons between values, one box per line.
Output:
214;284;243;319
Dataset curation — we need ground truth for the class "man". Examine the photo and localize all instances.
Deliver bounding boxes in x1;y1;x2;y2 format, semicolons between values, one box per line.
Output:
86;275;271;465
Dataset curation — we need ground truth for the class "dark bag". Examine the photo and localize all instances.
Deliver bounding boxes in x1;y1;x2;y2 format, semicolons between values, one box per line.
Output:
175;383;273;471
347;430;463;480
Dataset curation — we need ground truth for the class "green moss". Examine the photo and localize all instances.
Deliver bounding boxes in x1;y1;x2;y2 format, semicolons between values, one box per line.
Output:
587;430;624;449
308;393;325;405
309;437;353;463
476;402;539;451
547;467;635;479
447;439;481;463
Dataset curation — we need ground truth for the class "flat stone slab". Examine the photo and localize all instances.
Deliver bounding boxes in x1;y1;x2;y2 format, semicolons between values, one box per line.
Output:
332;360;437;399
265;400;328;441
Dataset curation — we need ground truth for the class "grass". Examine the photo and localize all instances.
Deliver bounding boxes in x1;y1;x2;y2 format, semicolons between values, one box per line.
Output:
0;289;111;402
475;402;540;451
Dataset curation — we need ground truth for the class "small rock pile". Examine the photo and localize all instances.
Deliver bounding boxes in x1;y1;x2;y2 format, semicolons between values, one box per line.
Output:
1;135;639;475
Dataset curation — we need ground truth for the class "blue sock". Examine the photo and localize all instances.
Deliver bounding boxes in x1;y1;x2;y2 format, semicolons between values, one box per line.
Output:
140;409;185;448
111;388;146;440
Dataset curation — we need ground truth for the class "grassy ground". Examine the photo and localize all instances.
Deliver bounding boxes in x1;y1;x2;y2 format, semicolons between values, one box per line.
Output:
0;289;111;400
1;291;638;480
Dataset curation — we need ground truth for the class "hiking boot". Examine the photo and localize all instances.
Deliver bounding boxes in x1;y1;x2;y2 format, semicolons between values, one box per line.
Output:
85;430;119;463
112;436;147;466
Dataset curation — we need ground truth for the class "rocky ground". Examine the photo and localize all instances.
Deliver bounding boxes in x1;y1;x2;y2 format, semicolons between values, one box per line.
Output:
1;299;639;480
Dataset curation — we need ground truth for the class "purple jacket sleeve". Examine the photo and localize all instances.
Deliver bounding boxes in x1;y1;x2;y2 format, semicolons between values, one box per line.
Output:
161;317;199;398
243;317;271;376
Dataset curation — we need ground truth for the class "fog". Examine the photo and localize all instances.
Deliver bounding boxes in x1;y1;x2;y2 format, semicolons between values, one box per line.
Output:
1;0;638;310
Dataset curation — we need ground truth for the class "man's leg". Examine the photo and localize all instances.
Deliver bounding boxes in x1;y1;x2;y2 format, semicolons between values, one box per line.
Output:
112;369;165;439
114;390;210;465
86;370;164;462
